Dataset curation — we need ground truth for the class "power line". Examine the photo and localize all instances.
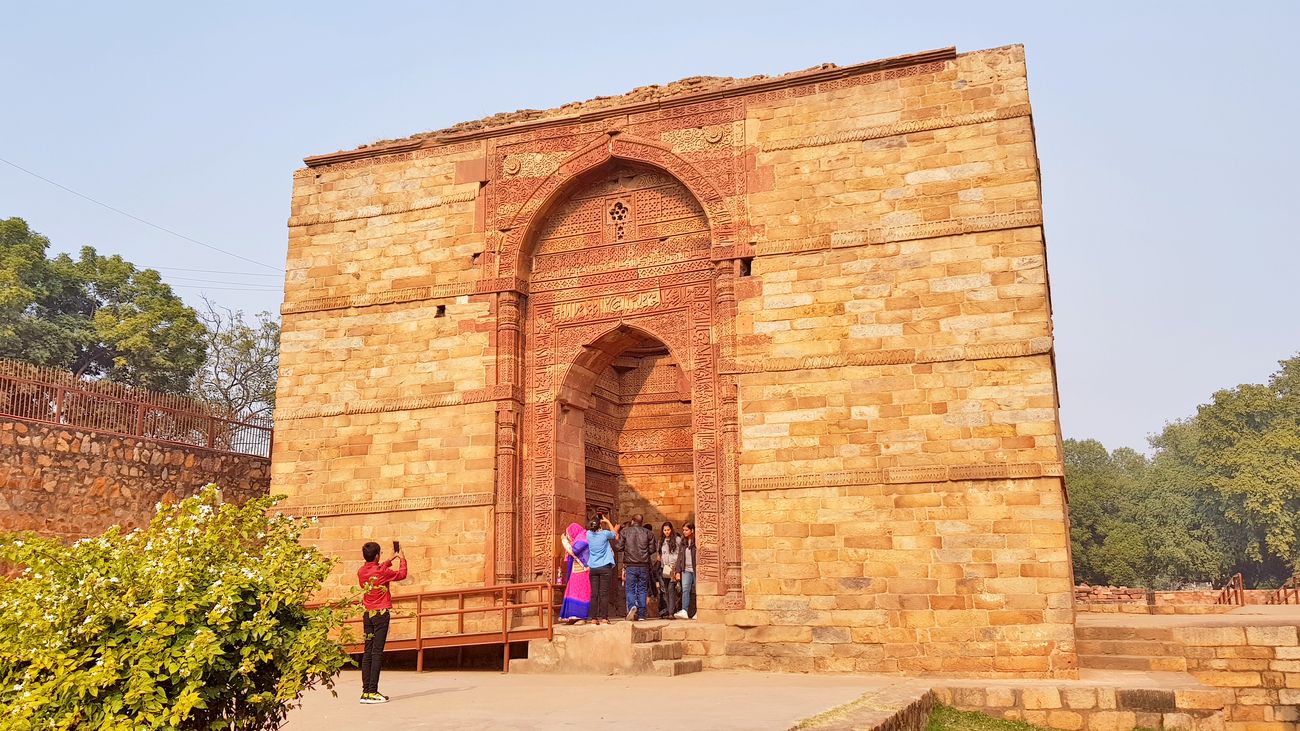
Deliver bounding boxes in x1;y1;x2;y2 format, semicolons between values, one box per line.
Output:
0;155;284;273
165;274;285;286
150;266;282;278
171;284;284;292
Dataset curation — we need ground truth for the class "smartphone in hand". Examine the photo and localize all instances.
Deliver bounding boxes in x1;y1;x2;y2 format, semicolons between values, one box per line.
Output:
392;540;401;554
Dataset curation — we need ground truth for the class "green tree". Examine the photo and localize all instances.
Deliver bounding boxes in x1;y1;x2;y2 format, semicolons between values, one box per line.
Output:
1068;355;1300;589
1178;355;1300;585
0;487;352;730
1066;438;1228;588
192;298;280;419
0;217;206;393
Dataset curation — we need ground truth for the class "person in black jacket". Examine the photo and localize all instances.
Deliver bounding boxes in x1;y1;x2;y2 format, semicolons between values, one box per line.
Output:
618;514;654;620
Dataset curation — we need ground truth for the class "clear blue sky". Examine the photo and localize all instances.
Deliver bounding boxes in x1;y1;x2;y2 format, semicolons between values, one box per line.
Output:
3;1;1297;451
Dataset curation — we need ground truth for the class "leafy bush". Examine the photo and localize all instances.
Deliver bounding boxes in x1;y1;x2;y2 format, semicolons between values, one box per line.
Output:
0;486;351;730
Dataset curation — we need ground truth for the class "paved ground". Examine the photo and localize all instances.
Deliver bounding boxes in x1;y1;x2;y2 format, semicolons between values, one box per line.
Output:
284;669;912;731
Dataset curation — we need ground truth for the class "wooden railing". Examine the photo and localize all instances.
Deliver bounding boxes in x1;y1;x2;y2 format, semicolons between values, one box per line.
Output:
1216;573;1245;605
0;368;271;457
332;581;555;673
1268;575;1300;605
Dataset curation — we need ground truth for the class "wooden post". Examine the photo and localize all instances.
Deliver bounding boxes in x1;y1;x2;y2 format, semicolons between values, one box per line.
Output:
416;595;424;673
501;587;510;673
135;403;147;436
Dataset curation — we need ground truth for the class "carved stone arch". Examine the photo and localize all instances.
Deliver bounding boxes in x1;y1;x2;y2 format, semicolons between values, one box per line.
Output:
500;132;733;282
557;322;686;410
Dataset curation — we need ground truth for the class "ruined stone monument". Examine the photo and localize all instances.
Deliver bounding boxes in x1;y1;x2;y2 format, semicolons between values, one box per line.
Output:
274;44;1074;676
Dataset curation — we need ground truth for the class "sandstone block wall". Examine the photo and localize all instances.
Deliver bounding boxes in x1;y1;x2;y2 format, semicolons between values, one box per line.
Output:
934;682;1232;731
1178;624;1300;730
277;43;1073;675
0;417;270;540
733;477;1071;675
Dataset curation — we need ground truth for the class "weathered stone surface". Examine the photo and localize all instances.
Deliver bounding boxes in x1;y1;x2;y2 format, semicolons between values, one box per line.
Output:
0;417;268;540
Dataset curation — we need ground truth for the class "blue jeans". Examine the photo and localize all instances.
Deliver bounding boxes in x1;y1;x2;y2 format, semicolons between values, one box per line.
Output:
624;565;649;619
681;570;696;616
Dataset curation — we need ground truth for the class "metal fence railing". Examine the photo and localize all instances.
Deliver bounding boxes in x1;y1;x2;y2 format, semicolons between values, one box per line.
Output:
0;362;272;458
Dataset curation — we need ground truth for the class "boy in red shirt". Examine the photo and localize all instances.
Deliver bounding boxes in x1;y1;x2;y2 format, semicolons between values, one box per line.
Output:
356;541;407;704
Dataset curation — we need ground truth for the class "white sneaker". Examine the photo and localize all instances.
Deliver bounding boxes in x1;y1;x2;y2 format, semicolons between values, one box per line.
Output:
626;608;638;621
674;610;688;619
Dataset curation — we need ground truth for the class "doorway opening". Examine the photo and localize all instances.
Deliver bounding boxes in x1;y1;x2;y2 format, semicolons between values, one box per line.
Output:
554;329;694;537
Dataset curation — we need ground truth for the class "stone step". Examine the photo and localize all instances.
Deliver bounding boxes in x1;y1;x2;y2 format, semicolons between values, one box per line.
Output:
1078;654;1189;672
632;640;683;664
630;624;662;644
1074;624;1176;642
650;658;702;677
1076;639;1183;657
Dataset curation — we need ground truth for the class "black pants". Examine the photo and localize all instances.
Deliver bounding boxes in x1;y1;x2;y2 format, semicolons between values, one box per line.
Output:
361;611;391;694
590;565;614;620
657;573;679;617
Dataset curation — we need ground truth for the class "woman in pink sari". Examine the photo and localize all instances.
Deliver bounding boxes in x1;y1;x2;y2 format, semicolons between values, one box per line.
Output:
559;522;591;624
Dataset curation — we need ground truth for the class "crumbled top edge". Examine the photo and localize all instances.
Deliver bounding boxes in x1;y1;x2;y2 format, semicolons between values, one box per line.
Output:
356;66;832;150
319;45;998;160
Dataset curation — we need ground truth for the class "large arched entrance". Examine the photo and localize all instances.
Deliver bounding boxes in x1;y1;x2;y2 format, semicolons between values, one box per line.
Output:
552;325;694;536
513;159;731;595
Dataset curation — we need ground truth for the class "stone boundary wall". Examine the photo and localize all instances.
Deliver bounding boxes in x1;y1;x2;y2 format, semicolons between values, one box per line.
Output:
1075;585;1273;613
0;416;270;540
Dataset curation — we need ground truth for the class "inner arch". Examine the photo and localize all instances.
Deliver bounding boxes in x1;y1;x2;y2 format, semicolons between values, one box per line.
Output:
555;327;695;538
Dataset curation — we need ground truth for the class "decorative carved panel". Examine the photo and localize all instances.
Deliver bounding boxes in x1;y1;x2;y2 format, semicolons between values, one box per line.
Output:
511;161;732;591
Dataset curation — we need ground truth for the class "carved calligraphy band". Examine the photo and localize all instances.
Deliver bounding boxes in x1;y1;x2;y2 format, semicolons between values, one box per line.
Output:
742;461;1065;492
276;492;493;518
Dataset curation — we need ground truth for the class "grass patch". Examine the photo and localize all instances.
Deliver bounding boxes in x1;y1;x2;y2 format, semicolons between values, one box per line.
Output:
924;706;1050;731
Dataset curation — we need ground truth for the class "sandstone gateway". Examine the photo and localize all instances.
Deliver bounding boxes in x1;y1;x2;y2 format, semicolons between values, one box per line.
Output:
274;45;1072;677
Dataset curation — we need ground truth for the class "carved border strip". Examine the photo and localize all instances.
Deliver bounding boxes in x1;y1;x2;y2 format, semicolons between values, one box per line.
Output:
723;337;1052;375
760;104;1032;152
275;384;518;421
281;282;475;315
288;189;479;228
742;461;1065;492
753;210;1043;258
277;492;493;518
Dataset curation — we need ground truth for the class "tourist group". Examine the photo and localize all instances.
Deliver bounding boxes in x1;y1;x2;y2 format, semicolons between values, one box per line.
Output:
559;514;698;625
